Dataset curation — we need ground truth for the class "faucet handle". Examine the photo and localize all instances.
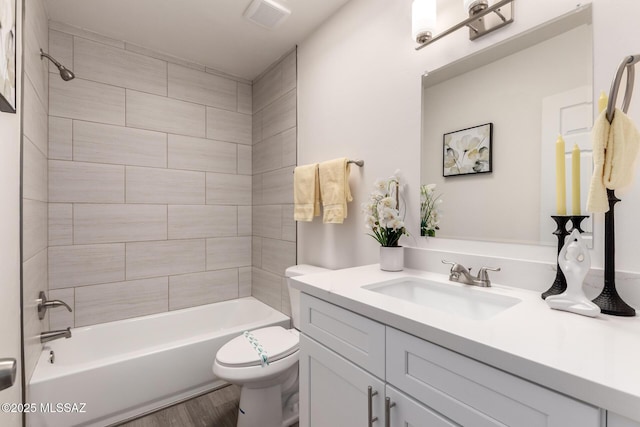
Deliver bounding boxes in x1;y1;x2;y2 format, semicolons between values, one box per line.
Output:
477;266;501;281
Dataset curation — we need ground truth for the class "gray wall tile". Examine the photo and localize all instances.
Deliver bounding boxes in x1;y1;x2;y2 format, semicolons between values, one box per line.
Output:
49;160;125;203
281;128;297;167
50;77;126;125
23;137;48;202
126;166;205;204
252;174;263;206
169;269;238;310
252;237;262;268
168;134;236;173
237;83;252;114
126;239;206;280
74;37;167;96
48;30;73;74
206;107;251;145
261;238;296;276
168;63;236;110
253;64;282;113
75;277;168;327
49;117;72;160
74;204;167;244
24;79;48;155
238;206;252;236
282;205;296;242
237;145;252;175
251;267;281;311
168;205;237;239
23;200;47;261
206;237;251;270
282;51;297;94
49;21;125;48
252;110;262;144
262;167;294;204
125;43;205;72
49;204;73;246
74;121;167;167
206;173;251;205
239;267;251;297
253;134;282;174
49;243;125;289
253;205;282;239
262;90;296;140
126;90;206;137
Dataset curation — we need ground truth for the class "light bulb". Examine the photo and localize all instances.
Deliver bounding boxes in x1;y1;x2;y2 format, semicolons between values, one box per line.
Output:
412;0;436;43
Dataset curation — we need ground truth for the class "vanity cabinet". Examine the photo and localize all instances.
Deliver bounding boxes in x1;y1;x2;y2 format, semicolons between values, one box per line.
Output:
299;293;602;427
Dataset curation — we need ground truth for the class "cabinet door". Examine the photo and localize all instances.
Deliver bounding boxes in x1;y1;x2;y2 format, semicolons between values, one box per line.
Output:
299;334;384;427
609;412;640;427
386;385;460;427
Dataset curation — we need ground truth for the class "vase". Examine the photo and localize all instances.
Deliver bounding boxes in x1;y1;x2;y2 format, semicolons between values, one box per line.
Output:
379;246;404;272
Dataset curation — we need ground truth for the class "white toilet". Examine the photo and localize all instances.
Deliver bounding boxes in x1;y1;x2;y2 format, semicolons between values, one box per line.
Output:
213;264;329;427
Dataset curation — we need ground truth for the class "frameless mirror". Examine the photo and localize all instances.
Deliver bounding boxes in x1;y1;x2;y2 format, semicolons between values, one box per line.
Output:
420;5;593;246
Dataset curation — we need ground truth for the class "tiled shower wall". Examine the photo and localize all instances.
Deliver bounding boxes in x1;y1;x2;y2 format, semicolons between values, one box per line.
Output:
251;50;297;316
47;22;253;329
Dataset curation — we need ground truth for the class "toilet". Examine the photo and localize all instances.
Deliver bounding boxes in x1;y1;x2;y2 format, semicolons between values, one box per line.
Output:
213;264;329;427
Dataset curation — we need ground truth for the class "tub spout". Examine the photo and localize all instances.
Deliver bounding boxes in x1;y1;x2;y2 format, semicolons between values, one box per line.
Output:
40;327;72;344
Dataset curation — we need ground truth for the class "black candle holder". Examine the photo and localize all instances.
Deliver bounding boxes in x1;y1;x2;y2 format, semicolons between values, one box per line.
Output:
592;189;636;316
542;215;571;300
569;215;589;233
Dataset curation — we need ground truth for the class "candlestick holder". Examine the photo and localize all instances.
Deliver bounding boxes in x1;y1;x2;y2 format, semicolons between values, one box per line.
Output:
569;215;589;233
542;215;571;300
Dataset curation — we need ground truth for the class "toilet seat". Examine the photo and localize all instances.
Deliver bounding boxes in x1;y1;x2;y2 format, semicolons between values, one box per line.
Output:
216;326;299;368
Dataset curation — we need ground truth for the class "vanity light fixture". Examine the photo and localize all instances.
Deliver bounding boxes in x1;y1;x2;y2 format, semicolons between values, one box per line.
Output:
414;0;514;50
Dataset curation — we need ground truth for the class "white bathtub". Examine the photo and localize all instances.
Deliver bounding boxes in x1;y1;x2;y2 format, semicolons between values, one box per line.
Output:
29;297;290;427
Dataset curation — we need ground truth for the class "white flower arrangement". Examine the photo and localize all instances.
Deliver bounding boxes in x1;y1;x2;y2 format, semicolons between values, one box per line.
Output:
362;172;408;247
420;184;442;237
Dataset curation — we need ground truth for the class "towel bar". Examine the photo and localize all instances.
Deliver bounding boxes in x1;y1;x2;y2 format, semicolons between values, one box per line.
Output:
293;159;364;172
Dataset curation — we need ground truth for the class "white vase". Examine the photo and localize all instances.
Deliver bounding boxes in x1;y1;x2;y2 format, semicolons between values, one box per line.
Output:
379;246;404;271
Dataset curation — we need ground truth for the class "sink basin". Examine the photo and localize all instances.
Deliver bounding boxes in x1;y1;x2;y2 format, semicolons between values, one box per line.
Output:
362;277;521;321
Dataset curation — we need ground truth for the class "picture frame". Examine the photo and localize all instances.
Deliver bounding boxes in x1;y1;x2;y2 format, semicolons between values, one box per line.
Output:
0;0;16;113
443;122;493;177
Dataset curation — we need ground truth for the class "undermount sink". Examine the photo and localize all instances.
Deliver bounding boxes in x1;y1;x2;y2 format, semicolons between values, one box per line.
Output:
362;276;521;321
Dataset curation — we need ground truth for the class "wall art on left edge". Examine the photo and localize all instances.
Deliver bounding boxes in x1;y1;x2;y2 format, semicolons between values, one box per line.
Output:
0;0;16;113
443;122;493;177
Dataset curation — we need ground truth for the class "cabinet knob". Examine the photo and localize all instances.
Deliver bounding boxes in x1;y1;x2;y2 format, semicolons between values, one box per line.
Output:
368;386;379;426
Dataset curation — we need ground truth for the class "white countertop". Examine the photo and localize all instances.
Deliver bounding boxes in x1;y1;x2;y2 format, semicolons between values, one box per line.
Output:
291;264;640;421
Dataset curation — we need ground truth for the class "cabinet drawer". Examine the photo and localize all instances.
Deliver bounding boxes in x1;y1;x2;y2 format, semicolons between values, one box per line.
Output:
387;327;600;427
300;293;385;378
386;385;460;427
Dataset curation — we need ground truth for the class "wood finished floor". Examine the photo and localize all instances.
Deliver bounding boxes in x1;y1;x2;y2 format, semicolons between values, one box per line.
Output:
117;385;299;427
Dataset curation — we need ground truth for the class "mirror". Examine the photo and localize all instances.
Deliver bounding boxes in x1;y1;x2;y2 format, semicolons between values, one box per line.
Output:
420;6;593;246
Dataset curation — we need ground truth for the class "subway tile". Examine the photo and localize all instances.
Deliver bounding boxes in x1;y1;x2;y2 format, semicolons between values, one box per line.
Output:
281;128;297;167
239;267;251;298
262;90;296;139
74;204;167;244
206;173;251;205
251;267;281;311
23;79;48;156
253;205;282;239
252;110;262;145
74;121;167;167
48;30;73;75
282;50;297;93
237;83;252;114
262;166;294;204
261;239;296;276
49;203;73;246
252;237;262;268
237;144;252;175
49;117;72;160
49;243;125;289
253;64;282;113
23;199;47;261
253;134;283;174
126;239;206;280
168;63;237;110
168;205;237;239
168;134;236;173
126;90;206;137
23;137;48;202
282;205;296;242
125;43;205;71
74;37;167;95
206;107;251;145
49;21;125;49
126;166;205;204
206;237;251;270
50;77;126;125
238;206;252;236
252;174;263;206
169;269;238;310
75;277;168;327
49;160;125;203
48;288;75;330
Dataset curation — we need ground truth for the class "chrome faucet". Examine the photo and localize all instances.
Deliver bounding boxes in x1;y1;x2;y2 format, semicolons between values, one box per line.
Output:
442;260;501;287
40;327;72;344
37;291;72;320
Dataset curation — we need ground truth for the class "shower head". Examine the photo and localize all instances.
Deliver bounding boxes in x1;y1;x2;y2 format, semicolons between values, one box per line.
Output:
40;49;75;81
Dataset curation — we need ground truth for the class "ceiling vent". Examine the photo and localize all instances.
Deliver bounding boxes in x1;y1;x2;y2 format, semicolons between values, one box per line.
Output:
243;0;291;30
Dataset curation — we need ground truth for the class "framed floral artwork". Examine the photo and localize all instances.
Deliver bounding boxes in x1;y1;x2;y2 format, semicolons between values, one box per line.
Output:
0;0;16;113
443;122;492;177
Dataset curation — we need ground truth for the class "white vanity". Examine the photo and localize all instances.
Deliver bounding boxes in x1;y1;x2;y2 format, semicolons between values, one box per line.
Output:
291;265;640;427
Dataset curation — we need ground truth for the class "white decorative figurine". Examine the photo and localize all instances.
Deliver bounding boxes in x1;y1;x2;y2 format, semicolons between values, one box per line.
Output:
546;229;600;317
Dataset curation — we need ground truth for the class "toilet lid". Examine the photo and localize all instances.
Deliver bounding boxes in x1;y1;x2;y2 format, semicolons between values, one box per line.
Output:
216;326;299;368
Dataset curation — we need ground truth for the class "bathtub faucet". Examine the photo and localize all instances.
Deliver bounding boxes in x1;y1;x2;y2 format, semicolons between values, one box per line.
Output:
40;327;72;344
37;291;72;320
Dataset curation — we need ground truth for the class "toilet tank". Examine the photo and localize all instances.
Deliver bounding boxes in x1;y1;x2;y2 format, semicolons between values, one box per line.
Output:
285;264;330;330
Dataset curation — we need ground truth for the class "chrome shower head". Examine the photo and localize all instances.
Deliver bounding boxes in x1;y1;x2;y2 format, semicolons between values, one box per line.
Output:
40;49;75;81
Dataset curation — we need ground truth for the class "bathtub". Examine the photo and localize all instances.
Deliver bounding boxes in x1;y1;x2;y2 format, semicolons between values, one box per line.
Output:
29;297;290;427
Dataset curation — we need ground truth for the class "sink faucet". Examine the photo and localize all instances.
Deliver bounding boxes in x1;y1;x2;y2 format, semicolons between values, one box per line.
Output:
40;327;72;344
442;260;501;287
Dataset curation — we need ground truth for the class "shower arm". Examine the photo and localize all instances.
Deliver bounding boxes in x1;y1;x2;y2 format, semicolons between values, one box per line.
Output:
40;49;64;69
